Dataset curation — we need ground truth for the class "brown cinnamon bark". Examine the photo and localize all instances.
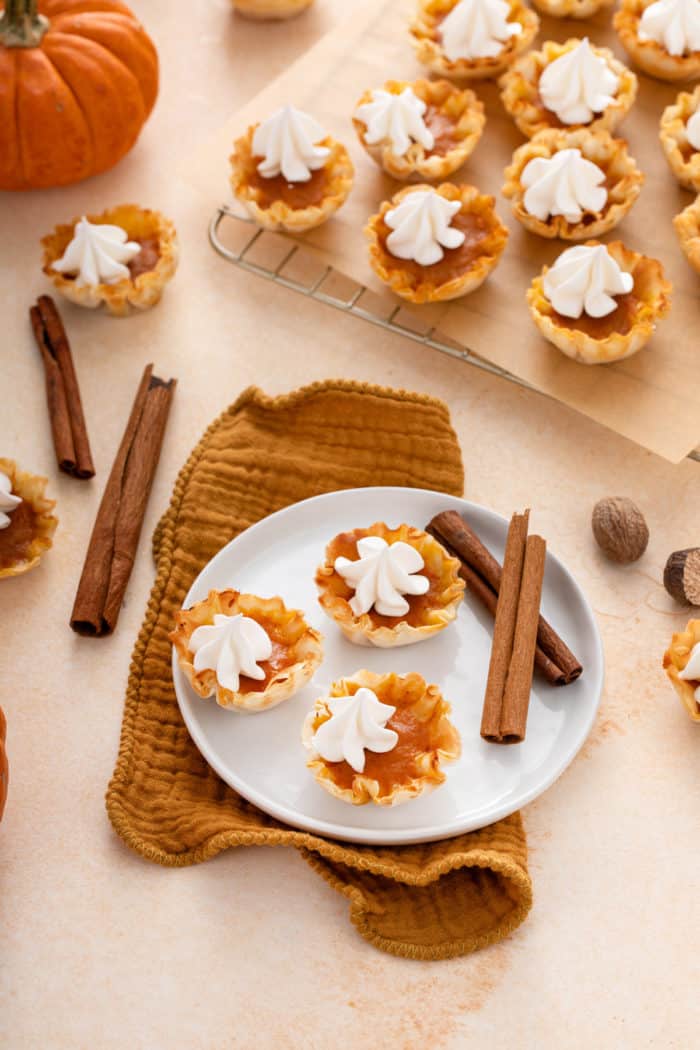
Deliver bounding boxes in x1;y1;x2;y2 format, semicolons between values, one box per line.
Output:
29;296;95;479
499;535;547;743
428;510;582;685
70;364;176;636
480;512;529;742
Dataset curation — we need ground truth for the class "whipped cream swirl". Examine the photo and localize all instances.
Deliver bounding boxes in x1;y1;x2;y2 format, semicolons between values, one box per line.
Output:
385;190;465;266
440;0;522;61
335;535;430;617
52;217;141;287
252;105;330;183
639;0;700;57
539;39;619;126
687;108;700;150
313;687;399;773
522;148;608;223
188;613;272;693
355;87;434;156
679;641;700;699
0;472;21;531
543;244;634;319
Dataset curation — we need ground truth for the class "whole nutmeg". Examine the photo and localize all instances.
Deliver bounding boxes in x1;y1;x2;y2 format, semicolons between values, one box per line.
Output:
664;548;700;606
592;497;649;564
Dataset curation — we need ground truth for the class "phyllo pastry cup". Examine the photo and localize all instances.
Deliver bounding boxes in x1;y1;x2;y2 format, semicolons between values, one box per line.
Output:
366;182;509;304
302;670;461;806
531;0;613;17
41;205;179;317
674;195;700;274
0;458;57;579
503;128;643;240
614;0;700;82
171;589;323;712
660;87;700;191
353;78;485;181
316;521;464;647
230;126;354;233
410;0;539;81
663;620;700;723
499;39;638;139
527;240;671;365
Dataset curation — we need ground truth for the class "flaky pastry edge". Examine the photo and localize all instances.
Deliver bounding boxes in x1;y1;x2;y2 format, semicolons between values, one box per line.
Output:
302;669;462;805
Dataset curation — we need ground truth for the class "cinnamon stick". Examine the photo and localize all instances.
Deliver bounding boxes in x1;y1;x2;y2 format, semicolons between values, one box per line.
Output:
480;512;529;742
428;510;582;685
499;535;547;743
29;296;95;479
70;364;176;636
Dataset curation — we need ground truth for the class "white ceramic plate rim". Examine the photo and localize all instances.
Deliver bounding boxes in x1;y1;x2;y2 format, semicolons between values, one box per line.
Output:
172;487;604;845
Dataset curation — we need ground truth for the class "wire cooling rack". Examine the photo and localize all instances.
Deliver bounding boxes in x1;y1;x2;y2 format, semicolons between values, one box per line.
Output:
209;203;532;388
209;204;699;463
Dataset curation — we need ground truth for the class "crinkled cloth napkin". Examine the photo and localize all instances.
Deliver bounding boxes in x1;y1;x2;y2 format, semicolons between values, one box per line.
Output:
107;380;532;959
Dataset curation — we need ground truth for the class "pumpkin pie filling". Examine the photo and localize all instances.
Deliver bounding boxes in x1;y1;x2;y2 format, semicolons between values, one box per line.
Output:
61;234;162;282
424;105;458;156
547;256;657;338
128;236;161;279
550;290;640;338
0;499;38;570
246;157;329;209
377;210;491;286
326;705;434;795
236;630;296;694
325;531;442;628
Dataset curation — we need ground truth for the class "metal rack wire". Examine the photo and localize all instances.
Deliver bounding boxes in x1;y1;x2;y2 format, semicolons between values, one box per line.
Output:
209;204;699;462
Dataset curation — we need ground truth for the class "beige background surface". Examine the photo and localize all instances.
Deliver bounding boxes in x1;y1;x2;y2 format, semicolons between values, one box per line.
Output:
0;1;699;1047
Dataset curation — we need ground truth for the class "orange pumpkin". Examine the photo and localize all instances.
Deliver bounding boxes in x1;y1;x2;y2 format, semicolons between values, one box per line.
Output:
0;707;7;823
0;0;158;190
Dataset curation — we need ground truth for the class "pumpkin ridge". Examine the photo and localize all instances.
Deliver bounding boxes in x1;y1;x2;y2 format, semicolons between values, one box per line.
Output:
13;46;94;188
43;31;146;170
36;37;98;173
48;13;157;113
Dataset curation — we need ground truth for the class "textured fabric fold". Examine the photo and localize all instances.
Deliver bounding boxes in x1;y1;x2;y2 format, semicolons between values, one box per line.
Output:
106;380;532;959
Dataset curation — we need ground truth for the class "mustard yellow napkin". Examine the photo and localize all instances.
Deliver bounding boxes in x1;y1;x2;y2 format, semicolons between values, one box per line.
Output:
107;381;532;959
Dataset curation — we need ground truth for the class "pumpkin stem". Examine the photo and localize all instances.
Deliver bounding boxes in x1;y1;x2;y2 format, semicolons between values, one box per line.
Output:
0;0;49;47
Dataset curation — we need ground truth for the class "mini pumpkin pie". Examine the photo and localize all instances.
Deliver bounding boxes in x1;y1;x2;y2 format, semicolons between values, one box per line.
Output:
500;38;638;139
353;78;485;181
316;522;464;647
673;194;700;274
531;0;613;18
663;619;700;722
231;0;314;18
615;0;700;82
0;458;57;579
661;86;700;191
366;183;508;303
42;206;178;317
302;670;461;806
171;589;323;712
527;240;671;364
503;128;643;240
230;105;354;233
410;0;538;81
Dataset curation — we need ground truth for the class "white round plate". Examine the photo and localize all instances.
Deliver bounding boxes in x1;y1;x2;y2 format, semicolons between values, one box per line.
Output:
172;487;603;845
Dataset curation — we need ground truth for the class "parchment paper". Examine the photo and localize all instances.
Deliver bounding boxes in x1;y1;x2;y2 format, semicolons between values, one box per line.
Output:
184;0;700;462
